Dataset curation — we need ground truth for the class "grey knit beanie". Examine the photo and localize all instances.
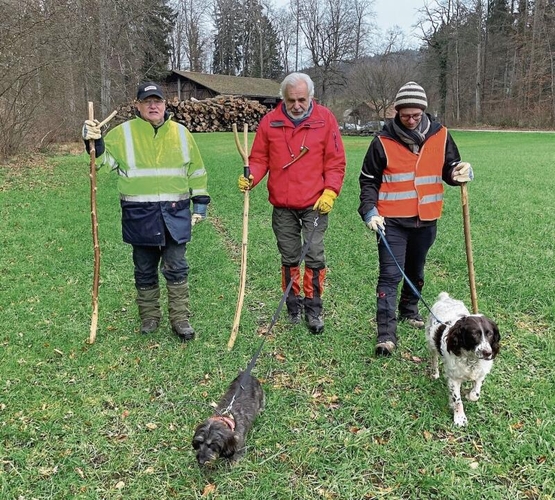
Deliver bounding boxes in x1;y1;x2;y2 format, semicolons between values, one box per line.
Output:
394;81;428;111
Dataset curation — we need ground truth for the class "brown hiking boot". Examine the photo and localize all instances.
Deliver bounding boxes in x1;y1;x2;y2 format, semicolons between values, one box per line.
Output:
305;313;324;334
375;340;396;357
140;318;160;334
399;315;425;329
172;320;195;341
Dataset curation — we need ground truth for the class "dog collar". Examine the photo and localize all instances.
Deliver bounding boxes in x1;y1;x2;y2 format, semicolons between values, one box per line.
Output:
210;415;235;432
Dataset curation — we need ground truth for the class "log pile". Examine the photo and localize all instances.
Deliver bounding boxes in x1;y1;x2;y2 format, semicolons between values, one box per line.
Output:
113;95;269;132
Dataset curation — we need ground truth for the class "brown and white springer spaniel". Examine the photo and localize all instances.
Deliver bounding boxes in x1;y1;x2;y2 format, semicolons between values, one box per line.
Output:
425;292;500;426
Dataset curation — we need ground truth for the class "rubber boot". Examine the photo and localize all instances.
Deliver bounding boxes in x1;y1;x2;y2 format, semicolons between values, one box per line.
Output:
136;285;161;334
167;281;195;341
303;267;325;334
282;265;302;324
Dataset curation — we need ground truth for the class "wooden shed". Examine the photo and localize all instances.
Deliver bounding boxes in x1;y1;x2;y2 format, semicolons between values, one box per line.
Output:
165;70;281;107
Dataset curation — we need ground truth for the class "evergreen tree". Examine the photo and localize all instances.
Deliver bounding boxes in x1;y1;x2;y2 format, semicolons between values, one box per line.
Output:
212;0;244;75
245;13;283;79
139;0;177;81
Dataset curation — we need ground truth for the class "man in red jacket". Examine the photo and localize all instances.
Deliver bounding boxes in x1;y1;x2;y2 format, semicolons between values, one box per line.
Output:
238;72;346;334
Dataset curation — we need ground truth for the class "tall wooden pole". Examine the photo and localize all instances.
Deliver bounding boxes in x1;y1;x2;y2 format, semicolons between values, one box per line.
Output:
461;183;478;313
228;123;250;350
88;102;101;344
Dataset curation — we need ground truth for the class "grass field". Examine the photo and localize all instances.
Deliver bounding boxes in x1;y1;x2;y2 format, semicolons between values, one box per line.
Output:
1;131;554;499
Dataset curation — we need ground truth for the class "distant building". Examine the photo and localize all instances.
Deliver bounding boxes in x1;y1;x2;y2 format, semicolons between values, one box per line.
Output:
344;102;396;124
164;70;281;107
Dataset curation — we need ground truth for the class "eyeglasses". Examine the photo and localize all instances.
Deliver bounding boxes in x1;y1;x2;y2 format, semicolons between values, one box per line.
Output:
399;112;423;121
139;98;164;106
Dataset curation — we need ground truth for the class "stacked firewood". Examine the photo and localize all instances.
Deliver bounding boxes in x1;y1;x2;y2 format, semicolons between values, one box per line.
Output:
113;95;269;132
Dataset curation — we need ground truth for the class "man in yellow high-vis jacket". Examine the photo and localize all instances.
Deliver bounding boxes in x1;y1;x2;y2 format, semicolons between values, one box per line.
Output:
83;82;210;341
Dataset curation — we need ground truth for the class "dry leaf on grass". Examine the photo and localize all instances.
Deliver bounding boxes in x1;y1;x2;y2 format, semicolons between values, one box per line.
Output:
202;483;216;496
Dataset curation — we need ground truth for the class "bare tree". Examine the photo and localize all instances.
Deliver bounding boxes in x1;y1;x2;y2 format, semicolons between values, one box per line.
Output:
347;48;418;120
297;0;373;102
170;0;210;71
351;0;375;60
272;5;297;74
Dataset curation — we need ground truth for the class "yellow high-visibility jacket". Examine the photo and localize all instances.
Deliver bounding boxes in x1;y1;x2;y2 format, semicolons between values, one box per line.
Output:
98;116;209;245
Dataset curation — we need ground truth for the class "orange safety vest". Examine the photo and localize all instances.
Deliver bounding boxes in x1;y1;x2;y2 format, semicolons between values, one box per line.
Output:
377;128;448;221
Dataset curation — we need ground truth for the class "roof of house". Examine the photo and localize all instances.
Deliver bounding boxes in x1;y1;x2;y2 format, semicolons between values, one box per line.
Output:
171;70;281;98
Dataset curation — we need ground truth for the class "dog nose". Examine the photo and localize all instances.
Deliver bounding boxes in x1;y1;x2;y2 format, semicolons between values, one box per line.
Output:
481;349;492;359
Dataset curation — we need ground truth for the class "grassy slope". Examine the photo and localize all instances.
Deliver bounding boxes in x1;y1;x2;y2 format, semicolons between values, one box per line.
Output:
0;132;553;499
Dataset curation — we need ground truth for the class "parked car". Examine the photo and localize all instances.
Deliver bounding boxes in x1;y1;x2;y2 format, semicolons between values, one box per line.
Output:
360;121;385;132
339;123;359;131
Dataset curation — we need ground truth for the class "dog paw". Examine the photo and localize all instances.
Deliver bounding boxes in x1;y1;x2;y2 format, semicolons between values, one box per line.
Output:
431;370;440;380
467;391;480;402
453;413;468;427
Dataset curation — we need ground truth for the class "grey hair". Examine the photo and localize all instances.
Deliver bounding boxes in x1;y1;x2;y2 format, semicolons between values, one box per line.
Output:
280;72;315;99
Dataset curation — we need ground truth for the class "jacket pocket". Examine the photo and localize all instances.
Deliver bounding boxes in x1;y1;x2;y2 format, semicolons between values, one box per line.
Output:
121;201;164;246
161;200;191;244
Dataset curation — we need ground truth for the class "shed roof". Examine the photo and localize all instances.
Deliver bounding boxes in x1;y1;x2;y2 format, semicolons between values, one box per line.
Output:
171;70;281;98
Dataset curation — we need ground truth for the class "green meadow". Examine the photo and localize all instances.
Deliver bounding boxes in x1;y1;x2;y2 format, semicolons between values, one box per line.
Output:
0;131;554;499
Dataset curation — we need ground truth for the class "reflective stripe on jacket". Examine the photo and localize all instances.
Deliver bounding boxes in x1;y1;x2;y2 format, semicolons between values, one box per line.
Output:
98;116;209;246
100;117;208;202
377;127;448;221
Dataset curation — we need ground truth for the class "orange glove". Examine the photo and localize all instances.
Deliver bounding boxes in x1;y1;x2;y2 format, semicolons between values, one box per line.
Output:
313;189;337;214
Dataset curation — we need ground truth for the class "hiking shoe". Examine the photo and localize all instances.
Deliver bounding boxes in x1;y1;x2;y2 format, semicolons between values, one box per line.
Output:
288;310;302;324
375;341;396;357
400;315;425;329
305;314;324;334
172;320;195;341
140;318;159;334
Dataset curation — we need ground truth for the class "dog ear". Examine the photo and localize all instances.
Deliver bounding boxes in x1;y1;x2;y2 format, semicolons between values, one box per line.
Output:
192;424;206;449
192;434;204;450
220;433;238;459
488;319;501;357
445;319;464;355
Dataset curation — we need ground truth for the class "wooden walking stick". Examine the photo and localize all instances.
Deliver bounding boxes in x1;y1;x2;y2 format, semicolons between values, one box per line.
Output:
461;183;479;314
228;123;250;350
87;104;117;344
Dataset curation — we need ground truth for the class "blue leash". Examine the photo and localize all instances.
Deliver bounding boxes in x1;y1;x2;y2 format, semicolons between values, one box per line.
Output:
376;227;445;325
222;216;320;414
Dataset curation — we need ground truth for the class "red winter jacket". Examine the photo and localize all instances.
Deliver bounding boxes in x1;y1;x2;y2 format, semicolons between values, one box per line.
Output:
249;102;346;209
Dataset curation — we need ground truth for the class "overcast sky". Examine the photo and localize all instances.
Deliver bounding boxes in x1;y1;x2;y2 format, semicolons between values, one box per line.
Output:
271;0;425;47
374;0;424;44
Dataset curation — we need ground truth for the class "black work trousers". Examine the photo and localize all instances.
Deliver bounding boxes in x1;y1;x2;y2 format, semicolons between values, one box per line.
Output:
132;228;189;289
375;220;437;344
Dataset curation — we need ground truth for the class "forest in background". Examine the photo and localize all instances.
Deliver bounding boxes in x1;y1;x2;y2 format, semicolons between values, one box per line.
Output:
2;0;555;157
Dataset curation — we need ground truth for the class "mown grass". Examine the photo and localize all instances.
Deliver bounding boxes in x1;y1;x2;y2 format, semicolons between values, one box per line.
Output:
0;132;554;499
